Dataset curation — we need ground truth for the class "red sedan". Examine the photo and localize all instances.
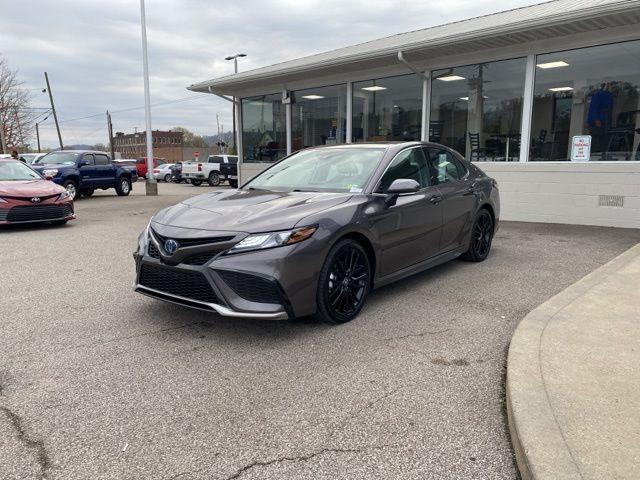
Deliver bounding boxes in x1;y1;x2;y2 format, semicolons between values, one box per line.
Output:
0;158;75;225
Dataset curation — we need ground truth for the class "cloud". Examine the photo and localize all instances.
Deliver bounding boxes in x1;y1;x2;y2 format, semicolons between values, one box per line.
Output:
0;0;538;148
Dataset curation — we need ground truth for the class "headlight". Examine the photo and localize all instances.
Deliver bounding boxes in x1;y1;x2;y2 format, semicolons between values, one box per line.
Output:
43;169;58;177
0;197;6;203
58;190;72;201
226;225;317;255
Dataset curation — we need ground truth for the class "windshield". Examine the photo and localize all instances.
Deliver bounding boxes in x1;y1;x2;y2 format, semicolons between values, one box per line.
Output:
35;152;78;165
0;161;43;181
245;148;385;192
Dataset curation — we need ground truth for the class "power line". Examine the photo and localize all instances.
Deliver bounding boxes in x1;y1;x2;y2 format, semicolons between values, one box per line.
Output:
57;93;213;124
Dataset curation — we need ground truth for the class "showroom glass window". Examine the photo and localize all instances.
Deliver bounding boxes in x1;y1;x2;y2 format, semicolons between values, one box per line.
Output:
291;84;347;151
352;74;422;142
430;58;526;161
241;93;286;163
531;40;640;161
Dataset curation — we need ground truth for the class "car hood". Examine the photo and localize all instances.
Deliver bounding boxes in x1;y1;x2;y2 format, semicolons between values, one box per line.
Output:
0;180;65;197
152;189;352;233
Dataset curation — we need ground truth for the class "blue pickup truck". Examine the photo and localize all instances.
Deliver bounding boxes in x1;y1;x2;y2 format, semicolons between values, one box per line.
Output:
32;150;137;200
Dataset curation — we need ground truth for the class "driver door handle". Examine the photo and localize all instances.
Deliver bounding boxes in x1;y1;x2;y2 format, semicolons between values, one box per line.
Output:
429;194;443;205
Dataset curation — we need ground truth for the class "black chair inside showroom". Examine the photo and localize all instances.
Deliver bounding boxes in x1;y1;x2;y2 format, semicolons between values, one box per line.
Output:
468;132;489;161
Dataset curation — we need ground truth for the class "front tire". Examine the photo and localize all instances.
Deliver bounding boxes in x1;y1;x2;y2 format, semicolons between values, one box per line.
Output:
208;172;221;186
116;176;132;196
62;179;80;200
462;208;494;262
164;174;171;182
315;239;371;324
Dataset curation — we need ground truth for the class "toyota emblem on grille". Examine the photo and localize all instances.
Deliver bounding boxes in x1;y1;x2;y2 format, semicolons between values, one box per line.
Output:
31;197;41;203
164;239;179;255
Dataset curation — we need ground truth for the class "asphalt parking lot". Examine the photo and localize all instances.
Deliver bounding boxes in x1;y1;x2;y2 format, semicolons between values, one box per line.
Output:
1;182;639;480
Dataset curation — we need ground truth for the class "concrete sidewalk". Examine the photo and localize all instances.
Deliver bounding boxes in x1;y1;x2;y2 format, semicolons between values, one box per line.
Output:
507;242;640;479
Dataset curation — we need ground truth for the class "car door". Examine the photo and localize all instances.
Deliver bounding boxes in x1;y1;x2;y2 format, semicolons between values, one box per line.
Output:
93;153;113;187
370;147;443;277
423;147;477;253
78;153;97;187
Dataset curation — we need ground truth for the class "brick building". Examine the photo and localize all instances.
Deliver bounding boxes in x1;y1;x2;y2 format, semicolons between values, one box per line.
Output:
113;130;184;163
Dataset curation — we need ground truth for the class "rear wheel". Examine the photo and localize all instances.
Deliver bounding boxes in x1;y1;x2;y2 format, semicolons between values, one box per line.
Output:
116;176;131;196
191;179;203;187
208;172;221;186
62;179;80;200
229;180;238;188
315;239;371;324
462;208;494;262
163;174;171;182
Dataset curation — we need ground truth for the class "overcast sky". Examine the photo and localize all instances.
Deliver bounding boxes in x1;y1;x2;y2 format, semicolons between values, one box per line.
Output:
0;0;539;148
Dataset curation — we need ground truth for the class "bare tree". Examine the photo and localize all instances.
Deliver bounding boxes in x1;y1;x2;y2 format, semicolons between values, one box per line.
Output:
0;55;35;152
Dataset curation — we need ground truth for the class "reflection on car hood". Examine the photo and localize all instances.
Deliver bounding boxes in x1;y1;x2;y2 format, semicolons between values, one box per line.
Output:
152;189;352;232
0;180;65;197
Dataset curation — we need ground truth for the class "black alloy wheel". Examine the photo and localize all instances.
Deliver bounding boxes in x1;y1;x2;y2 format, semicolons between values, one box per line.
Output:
208;172;221;186
316;239;371;324
463;208;494;262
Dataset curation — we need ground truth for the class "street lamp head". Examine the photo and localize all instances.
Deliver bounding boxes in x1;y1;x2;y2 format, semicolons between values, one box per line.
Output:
225;53;247;61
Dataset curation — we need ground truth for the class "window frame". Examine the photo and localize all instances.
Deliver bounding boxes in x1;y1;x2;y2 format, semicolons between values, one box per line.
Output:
373;146;432;194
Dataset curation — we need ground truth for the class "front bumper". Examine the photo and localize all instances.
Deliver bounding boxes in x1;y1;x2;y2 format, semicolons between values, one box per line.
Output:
132;226;326;320
0;200;75;225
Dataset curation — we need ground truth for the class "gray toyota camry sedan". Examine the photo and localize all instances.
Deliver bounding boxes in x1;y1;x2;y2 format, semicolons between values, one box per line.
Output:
133;142;499;324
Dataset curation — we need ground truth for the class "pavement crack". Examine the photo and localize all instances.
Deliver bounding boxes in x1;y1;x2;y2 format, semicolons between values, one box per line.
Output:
222;445;384;480
384;328;450;342
0;406;52;479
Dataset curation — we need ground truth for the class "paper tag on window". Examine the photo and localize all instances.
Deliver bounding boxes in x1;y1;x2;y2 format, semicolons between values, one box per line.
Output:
349;187;363;193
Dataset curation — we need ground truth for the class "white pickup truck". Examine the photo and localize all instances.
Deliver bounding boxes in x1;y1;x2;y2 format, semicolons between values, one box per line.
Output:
181;154;238;187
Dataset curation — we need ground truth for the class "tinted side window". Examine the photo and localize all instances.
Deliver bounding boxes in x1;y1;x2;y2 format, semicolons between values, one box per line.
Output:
377;147;429;193
424;148;462;184
82;154;95;166
94;154;110;166
210;156;224;163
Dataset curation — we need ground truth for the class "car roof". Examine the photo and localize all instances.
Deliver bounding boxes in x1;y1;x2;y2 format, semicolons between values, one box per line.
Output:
43;150;110;154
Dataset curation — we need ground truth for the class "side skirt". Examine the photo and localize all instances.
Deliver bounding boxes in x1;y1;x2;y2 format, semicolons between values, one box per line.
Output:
373;246;467;289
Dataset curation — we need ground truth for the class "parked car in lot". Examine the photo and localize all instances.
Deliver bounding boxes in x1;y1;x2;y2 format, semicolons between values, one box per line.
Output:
32;150;137;200
134;142;499;324
181;154;238;187
136;157;165;179
20;153;47;164
152;163;175;182
0;158;75;225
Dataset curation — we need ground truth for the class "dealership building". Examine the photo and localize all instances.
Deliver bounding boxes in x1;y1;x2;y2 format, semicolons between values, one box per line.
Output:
189;0;640;228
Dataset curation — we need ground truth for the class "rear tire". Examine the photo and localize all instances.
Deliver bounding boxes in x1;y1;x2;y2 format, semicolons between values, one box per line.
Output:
62;179;80;200
164;174;171;182
191;179;203;187
208;172;221;186
462;208;494;262
229;180;238;188
116;176;132;196
315;239;371;324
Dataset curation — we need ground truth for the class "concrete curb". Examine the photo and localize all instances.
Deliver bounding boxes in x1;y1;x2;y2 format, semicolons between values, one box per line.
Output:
506;242;640;480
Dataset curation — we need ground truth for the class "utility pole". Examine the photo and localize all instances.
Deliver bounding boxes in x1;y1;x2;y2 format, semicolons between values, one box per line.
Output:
107;110;115;159
44;72;63;150
0;78;6;154
225;53;246;152
36;123;41;152
139;0;157;195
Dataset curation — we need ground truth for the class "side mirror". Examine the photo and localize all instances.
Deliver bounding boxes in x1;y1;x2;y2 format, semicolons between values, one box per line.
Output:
385;178;420;207
387;178;420;195
79;159;90;166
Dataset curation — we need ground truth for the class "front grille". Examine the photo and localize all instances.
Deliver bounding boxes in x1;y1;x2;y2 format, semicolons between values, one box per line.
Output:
6;205;72;223
151;228;234;247
217;270;282;304
0;210;7;221
139;264;219;304
183;253;215;265
148;242;160;258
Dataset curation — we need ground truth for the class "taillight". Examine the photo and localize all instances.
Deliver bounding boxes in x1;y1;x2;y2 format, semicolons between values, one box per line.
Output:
197;163;203;172
153;169;160;173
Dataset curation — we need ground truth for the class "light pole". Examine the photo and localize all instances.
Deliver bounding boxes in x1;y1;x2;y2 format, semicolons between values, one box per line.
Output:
139;0;157;195
225;53;246;153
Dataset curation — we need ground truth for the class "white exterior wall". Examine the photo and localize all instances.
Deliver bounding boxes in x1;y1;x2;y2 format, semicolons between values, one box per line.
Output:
480;162;640;228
